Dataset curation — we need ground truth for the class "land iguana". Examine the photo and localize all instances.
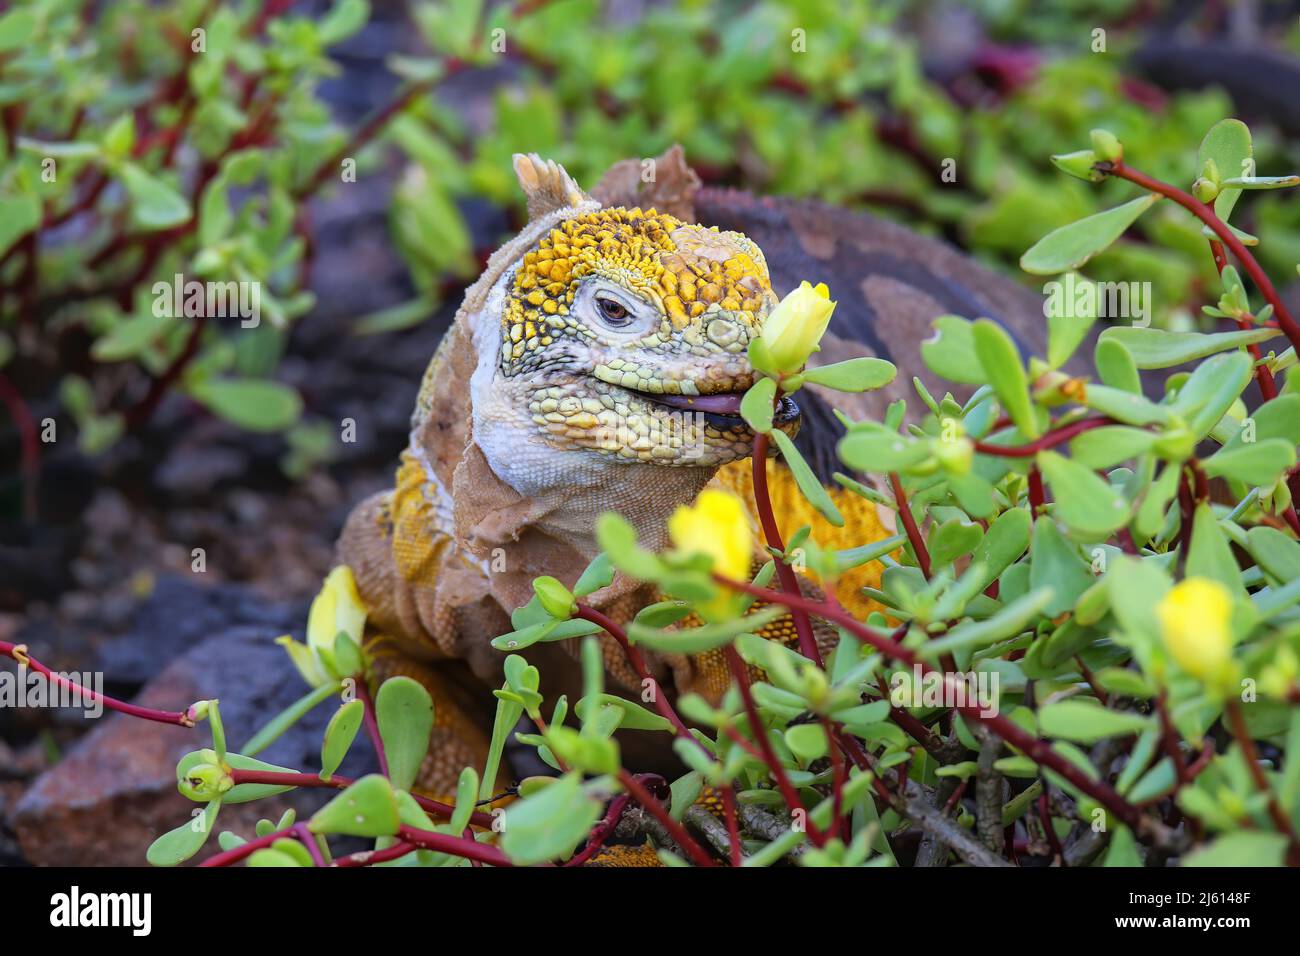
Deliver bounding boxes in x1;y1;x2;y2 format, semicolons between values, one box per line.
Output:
335;147;1044;803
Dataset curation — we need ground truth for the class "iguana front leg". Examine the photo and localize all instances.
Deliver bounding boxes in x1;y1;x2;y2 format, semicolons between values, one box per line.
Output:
337;456;507;800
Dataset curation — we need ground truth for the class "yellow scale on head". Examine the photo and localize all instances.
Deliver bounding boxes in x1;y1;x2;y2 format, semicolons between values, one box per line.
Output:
500;207;771;372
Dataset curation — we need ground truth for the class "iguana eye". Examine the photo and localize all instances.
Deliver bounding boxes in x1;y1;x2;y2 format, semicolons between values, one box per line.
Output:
596;296;631;326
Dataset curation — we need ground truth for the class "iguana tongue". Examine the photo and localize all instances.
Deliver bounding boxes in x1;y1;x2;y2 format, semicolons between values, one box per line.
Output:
650;392;744;415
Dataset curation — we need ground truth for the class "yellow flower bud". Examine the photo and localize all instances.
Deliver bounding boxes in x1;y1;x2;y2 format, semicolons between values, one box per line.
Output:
308;565;367;657
667;489;753;620
1156;577;1235;685
758;281;836;375
276;635;331;688
280;565;369;688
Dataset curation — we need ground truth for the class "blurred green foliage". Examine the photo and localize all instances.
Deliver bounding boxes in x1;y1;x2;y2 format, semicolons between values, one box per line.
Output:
396;0;1300;333
0;0;380;453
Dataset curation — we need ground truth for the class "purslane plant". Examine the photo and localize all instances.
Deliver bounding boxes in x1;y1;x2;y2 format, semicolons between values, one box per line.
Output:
5;116;1300;866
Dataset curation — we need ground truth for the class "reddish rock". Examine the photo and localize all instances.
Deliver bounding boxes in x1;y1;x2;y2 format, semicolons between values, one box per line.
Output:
10;627;374;866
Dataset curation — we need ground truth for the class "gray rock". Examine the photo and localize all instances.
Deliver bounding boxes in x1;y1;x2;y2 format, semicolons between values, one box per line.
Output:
10;627;377;866
93;575;306;686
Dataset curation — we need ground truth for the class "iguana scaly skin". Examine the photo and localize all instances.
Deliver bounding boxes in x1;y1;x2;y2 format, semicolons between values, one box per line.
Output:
337;148;1047;801
336;152;889;797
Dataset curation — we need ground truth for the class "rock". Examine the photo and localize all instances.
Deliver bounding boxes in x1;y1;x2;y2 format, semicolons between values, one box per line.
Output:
10;627;378;867
0;781;28;866
156;443;250;497
92;574;306;687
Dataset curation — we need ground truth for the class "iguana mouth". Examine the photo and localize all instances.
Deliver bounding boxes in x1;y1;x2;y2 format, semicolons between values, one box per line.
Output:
631;388;800;430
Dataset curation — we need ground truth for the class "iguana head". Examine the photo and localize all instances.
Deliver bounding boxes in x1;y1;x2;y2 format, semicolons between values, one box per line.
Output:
471;156;798;480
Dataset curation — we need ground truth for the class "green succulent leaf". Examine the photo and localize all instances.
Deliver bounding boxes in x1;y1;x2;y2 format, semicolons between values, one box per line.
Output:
1097;327;1278;369
921;315;984;384
320;699;365;779
573;553;615;597
740;376;777;433
575;694;672;732
771;428;843;527
972;319;1038;439
188;379;303;433
146;799;222;867
376;677;435;792
500;772;602;866
1020;193;1160;275
800;357;897;392
1036;450;1129;536
1198;119;1252;224
118;162;192;230
308;774;401;837
1038;700;1152;743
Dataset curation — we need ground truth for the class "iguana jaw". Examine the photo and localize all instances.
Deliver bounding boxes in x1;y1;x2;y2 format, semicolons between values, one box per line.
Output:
613;379;801;430
587;360;799;437
514;362;799;469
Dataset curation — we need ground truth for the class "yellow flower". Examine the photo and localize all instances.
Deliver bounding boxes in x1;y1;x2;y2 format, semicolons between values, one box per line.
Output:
668;489;753;620
1156;578;1235;685
277;565;368;687
759;281;836;375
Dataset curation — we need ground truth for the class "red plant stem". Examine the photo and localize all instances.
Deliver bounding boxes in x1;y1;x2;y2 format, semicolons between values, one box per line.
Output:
1238;315;1278;401
1100;161;1300;356
1037;792;1066;866
199;826;296;867
293;823;326;867
944;779;968;814
0;640;195;727
1190;460;1209;502
722;725;766;763
724;646;826;846
1185;740;1216;780
1224;699;1300;854
573;602;758;854
1074;656;1109;706
1028;466;1045;514
753;431;823;665
293;80;436;201
123;315;207;428
573;604;702;752
721;785;743;866
616;770;716;867
564;793;632;867
715;576;1146;829
823;715;848;840
0;371;39;520
332;841;417;867
889;472;932;578
227;769;495;828
833;728;906;807
354;678;389;778
1208;238;1228;274
875;674;948;758
1156;690;1190;786
971;416;1114;458
396;825;514;866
